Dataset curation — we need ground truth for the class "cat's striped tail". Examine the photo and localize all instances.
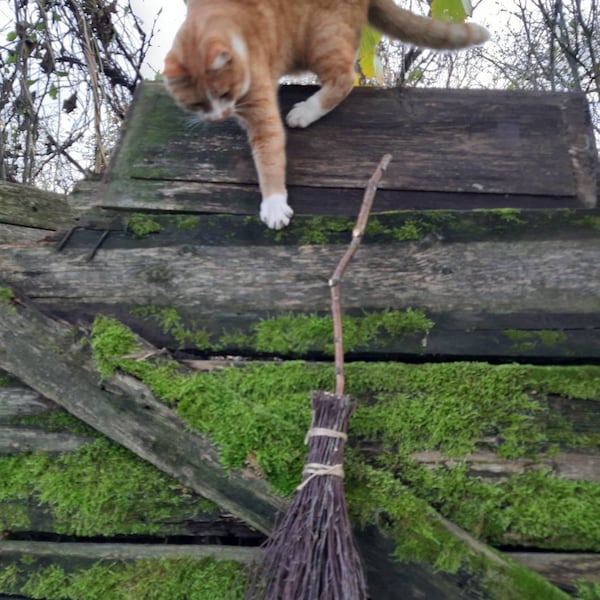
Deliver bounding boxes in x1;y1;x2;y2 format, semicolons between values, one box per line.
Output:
368;0;490;49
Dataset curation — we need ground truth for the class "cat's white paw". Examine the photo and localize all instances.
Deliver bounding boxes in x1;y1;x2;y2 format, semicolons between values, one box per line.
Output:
286;96;326;128
260;194;294;230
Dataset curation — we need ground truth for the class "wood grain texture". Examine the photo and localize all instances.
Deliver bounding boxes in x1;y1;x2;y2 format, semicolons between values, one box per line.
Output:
0;540;259;563
506;552;600;589
411;450;600;482
0;297;530;600
0;182;79;230
2;221;599;359
102;83;598;212
0;297;284;534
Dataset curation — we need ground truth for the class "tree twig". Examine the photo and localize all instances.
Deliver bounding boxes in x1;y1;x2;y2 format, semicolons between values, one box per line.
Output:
328;153;392;396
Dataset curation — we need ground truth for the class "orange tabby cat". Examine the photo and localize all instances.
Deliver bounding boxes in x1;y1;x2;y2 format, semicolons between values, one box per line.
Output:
164;0;489;229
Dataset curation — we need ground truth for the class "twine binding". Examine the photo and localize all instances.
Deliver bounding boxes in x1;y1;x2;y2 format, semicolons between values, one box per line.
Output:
304;426;348;444
297;463;345;491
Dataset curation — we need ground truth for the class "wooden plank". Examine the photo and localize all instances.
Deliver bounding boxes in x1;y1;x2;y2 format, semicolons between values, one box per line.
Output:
506;552;600;590
0;427;91;454
0;377;56;420
0;296;574;600
0;539;468;600
102;83;597;210
0;540;258;563
0;296;285;535
1;542;594;598
0;182;79;230
2;208;599;360
411;451;600;482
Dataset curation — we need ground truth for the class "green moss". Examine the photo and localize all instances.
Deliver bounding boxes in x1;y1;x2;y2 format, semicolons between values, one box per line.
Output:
393;218;423;240
577;582;600;600
348;466;570;599
574;215;600;232
525;365;600;400
0;287;15;303
89;317;600;569
0;564;19;590
175;215;200;230
399;463;600;551
351;361;550;458
348;464;469;571
126;213;162;238
296;215;354;245
0;436;215;536
253;308;433;355
490;208;525;224
503;329;569;353
89;321;600;554
2;558;244;600
490;562;571;600
90;315;139;377
131;306;434;356
132;307;211;350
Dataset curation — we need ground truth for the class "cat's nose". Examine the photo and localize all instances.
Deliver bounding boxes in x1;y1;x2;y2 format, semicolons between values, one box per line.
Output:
209;108;233;123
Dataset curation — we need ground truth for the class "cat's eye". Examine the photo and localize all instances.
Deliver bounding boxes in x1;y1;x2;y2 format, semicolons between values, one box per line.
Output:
218;92;231;100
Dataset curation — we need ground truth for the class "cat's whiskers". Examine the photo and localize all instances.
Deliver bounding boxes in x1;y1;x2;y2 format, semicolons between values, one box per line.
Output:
184;114;207;131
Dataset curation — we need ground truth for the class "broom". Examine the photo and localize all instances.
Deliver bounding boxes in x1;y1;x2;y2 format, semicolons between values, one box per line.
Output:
245;153;392;600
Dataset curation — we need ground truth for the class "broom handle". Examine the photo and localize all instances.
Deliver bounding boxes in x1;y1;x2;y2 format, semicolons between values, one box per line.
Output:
328;153;393;396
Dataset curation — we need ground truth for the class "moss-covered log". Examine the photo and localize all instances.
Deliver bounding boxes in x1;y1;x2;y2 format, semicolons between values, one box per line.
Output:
0;375;262;541
2;294;596;598
504;552;600;592
0;296;283;535
0;541;251;599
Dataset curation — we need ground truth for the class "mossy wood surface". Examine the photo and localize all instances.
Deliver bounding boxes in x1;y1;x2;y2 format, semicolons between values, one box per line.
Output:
3;298;594;598
1;196;600;359
0;374;263;542
103;83;598;210
0;299;503;599
0;300;283;536
2;82;600;599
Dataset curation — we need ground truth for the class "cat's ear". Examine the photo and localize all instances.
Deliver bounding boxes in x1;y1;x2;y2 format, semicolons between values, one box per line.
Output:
163;51;187;79
207;42;231;71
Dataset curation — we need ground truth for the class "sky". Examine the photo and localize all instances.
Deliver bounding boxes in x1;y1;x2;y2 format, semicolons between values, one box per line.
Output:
129;0;187;78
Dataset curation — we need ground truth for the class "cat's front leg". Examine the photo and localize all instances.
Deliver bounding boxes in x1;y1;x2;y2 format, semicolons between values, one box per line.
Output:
239;93;293;230
286;36;356;129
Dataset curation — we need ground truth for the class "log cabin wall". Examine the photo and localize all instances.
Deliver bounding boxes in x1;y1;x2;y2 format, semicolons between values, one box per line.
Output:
0;82;599;599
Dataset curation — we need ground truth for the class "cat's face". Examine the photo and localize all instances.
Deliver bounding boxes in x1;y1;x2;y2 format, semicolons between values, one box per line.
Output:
163;31;250;123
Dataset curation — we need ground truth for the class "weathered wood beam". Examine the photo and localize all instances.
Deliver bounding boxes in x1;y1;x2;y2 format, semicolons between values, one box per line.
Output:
0;181;79;230
0;540;258;563
0;295;284;534
2;541;595;597
411;450;600;483
105;83;598;209
0;377;56;420
1;209;600;360
0;294;573;599
0;427;91;454
506;552;600;590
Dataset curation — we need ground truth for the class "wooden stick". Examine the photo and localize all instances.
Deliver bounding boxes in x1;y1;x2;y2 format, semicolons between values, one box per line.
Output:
329;154;392;396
